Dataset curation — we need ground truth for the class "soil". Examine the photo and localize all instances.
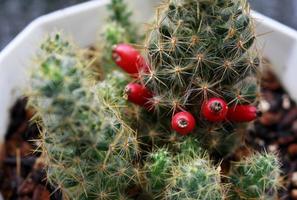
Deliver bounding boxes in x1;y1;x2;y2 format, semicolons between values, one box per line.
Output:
246;62;297;200
1;63;297;199
0;98;61;200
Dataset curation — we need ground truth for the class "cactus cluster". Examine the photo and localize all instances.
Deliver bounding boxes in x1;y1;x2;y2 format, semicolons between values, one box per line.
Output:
27;0;282;199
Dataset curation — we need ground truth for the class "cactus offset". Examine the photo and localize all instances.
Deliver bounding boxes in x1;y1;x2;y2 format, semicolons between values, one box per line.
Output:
229;152;282;200
143;138;225;199
145;148;172;196
167;156;224;200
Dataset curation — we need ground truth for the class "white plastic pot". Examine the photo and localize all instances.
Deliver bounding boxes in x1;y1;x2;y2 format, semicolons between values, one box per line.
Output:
0;0;297;145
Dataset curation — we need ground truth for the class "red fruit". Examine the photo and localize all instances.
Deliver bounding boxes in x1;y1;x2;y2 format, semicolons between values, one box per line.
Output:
227;105;257;122
171;111;196;135
124;83;152;107
202;97;228;122
112;44;149;76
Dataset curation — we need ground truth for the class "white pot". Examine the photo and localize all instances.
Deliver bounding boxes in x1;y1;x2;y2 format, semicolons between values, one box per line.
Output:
0;0;297;144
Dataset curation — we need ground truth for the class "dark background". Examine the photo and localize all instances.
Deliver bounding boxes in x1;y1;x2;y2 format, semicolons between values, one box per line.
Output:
0;0;296;50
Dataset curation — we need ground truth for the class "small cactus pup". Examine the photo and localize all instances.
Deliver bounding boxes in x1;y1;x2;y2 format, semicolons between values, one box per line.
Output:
166;154;224;200
145;148;173;194
144;141;226;199
229;152;282;200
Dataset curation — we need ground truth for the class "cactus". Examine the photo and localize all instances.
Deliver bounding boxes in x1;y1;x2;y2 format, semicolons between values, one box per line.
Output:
105;0;139;43
137;0;281;199
144;140;225;200
167;156;224;200
145;148;172;196
141;0;259;155
27;0;282;199
28;33;141;199
229;152;282;200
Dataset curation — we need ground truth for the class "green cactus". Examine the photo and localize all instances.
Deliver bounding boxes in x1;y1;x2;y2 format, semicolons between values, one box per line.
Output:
105;0;138;42
144;148;172;198
138;0;281;199
27;0;282;200
141;0;259;155
144;141;225;199
28;33;142;199
229;152;282;200
167;156;224;200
